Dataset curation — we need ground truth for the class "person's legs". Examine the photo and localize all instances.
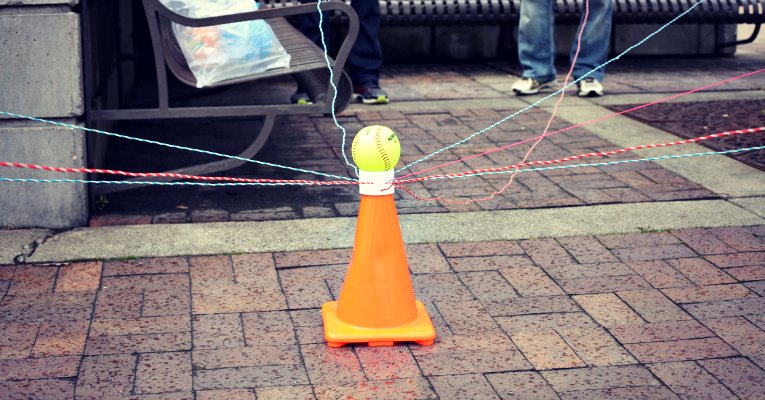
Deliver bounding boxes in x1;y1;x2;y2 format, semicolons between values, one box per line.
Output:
570;0;613;82
518;0;556;82
296;0;326;46
295;0;386;103
348;0;387;103
348;0;383;86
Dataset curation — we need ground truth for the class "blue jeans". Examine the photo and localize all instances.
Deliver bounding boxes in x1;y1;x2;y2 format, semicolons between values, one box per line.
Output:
297;0;383;86
518;0;613;82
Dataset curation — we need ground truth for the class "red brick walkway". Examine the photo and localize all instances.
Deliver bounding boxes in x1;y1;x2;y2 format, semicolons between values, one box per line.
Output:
88;58;764;226
91;105;717;227
1;226;764;399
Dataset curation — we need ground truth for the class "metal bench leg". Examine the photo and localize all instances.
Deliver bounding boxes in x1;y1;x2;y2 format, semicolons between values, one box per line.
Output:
716;23;761;53
297;69;353;115
92;112;278;195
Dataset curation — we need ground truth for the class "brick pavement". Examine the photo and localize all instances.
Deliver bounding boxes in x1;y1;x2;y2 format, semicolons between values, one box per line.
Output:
88;58;749;226
91;106;717;226
1;226;764;399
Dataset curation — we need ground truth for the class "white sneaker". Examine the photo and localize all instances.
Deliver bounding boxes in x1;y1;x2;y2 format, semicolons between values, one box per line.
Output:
577;78;604;97
512;77;555;95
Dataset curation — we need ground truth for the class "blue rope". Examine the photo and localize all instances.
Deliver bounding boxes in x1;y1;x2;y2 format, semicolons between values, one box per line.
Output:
317;0;358;177
395;0;709;173
5;145;762;186
0;110;355;181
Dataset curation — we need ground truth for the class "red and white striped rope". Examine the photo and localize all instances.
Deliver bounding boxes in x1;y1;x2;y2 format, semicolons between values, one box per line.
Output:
2;126;763;190
0;162;361;186
393;126;765;185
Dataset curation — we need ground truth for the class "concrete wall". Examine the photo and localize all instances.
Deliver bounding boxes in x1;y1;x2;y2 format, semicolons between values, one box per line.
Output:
0;121;87;228
0;1;88;228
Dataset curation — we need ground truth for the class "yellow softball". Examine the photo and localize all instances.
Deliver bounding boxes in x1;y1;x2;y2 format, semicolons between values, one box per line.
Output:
351;125;401;172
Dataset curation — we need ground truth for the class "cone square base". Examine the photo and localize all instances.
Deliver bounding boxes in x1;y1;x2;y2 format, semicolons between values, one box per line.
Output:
322;300;436;347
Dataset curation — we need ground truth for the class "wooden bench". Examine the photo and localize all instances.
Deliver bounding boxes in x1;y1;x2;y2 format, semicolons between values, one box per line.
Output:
82;0;360;195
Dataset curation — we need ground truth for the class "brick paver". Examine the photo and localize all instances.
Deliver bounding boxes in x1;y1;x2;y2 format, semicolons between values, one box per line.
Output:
8;266;56;295
703;317;765;364
196;389;258;400
626;260;694;289
648;361;737;399
192;313;245;349
557;327;636;366
134;352;192;395
31;321;89;357
256;386;315;400
699;357;765;399
662;283;758;303
75;354;137;397
104;257;188;276
0;379;75;400
608;319;714;344
671;228;738;255
1;227;764;398
573;293;644;327
511;330;586;370
540;365;661;392
412;333;530;376
314;377;436;400
617;289;692;323
486;371;559;400
429;374;496;400
55;262;101;292
625;337;739;363
558;386;679;399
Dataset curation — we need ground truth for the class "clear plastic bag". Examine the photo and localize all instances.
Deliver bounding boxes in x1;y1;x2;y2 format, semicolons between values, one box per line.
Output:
159;0;291;88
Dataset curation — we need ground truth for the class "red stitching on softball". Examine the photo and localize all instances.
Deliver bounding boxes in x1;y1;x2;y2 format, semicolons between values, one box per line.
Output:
374;126;391;171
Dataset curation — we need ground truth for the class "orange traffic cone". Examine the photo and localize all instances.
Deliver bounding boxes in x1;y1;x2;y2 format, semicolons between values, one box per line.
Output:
321;127;436;348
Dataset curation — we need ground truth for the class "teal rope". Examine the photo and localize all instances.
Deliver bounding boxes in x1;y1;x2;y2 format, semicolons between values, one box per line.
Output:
396;0;709;173
317;0;358;176
5;145;762;186
0;110;355;181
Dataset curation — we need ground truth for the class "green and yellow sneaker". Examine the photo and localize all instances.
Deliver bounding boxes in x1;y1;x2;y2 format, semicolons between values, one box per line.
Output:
353;83;390;105
290;91;312;105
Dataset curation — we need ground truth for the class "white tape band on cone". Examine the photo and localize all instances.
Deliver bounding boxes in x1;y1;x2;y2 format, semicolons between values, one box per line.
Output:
358;169;395;196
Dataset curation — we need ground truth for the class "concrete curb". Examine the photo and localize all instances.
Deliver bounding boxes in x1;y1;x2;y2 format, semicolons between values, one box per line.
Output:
27;199;763;263
0;229;52;265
